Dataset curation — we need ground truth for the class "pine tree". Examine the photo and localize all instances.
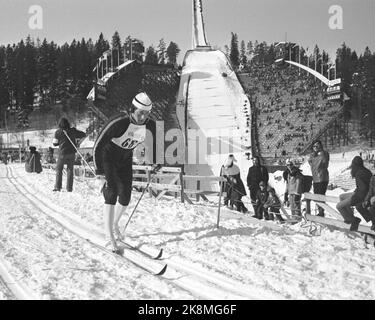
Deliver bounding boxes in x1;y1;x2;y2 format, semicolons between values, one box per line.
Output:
95;33;110;60
24;36;37;111
229;32;240;69
111;31;122;68
157;38;167;64
166;41;180;66
246;41;253;56
223;45;229;57
124;36;145;62
144;46;158;65
240;40;247;66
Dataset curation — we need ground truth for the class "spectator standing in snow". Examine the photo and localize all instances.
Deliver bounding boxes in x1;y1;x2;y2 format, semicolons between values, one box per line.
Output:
284;159;303;218
53;117;86;192
247;156;269;214
220;154;247;212
308;140;330;216
25;146;42;174
254;181;269;219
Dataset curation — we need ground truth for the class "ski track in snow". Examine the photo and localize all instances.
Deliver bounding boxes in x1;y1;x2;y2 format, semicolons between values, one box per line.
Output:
0;165;195;300
1;163;375;299
4;166;266;299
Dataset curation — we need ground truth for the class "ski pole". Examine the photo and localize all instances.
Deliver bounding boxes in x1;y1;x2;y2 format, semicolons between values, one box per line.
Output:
121;165;162;234
217;167;224;228
63;130;97;177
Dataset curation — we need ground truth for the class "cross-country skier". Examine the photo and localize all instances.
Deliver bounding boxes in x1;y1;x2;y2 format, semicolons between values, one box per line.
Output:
93;92;157;252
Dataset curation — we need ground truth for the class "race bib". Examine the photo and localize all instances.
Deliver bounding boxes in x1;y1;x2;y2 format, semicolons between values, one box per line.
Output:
111;123;146;150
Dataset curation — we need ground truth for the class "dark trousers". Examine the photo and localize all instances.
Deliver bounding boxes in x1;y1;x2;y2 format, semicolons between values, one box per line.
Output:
55;153;75;191
231;192;247;212
256;205;267;219
355;204;374;223
224;184;232;206
249;186;259;213
313;181;328;215
102;158;133;206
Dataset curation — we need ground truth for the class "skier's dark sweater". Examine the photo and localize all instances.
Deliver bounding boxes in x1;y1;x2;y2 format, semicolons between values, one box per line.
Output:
94;113;156;206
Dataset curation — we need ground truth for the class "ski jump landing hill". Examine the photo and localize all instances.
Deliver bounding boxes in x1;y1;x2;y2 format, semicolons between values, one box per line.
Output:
176;0;252;192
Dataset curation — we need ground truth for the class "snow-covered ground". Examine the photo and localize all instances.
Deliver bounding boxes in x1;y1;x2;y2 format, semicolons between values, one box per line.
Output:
1;154;375;300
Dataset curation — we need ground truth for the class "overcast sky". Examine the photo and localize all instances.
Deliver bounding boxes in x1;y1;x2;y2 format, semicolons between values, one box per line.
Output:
1;0;374;63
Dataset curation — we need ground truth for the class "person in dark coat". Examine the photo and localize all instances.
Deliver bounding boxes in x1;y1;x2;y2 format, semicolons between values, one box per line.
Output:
220;154;247;212
53;117;86;192
308;140;330;216
363;174;375;231
254;181;269;219
336;156;373;231
247;156;269;214
25;146;42;173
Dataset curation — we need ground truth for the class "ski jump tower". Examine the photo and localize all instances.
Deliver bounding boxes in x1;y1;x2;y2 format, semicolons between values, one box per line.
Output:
176;0;251;192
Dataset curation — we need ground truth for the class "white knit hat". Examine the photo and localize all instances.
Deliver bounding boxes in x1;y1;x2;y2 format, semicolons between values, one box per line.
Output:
132;92;152;111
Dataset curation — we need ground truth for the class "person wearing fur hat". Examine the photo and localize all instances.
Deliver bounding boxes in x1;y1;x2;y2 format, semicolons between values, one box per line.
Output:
284;159;303;218
220;154;247;212
93;92;157;253
336;156;373;231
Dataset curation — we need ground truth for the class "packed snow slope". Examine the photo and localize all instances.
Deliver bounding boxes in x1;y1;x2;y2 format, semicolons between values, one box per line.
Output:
1;157;375;300
176;49;251;191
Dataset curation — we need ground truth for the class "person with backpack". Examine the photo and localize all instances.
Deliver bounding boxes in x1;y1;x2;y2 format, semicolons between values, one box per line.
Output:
308;140;330;216
284;159;303;219
52;118;86;192
337;156;373;231
25;146;42;174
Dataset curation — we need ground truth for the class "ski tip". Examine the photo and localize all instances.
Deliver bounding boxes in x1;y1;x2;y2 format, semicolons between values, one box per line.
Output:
154;249;163;260
156;264;167;276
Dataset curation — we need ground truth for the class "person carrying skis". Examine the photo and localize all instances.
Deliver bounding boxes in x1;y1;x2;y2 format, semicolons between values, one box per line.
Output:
93;92;157;252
